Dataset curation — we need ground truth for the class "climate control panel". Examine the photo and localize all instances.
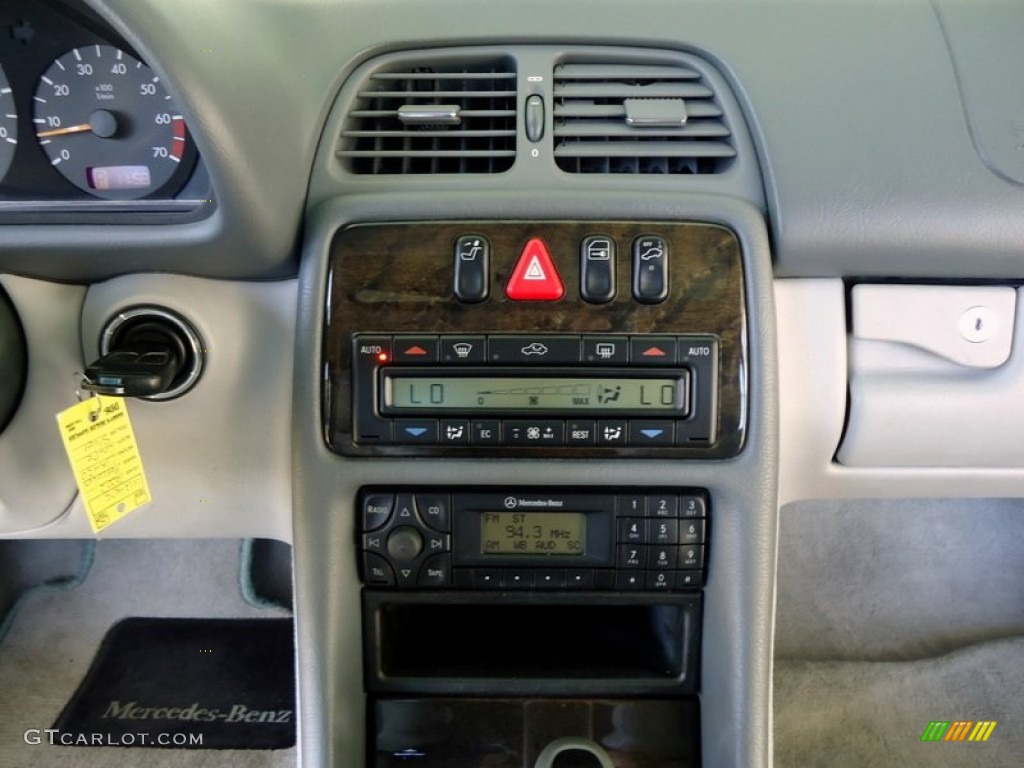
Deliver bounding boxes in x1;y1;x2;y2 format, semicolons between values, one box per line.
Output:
324;221;747;458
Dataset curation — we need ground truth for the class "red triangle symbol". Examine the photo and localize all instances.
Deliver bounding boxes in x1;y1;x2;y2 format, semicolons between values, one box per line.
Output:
643;346;667;357
404;345;428;356
506;238;564;301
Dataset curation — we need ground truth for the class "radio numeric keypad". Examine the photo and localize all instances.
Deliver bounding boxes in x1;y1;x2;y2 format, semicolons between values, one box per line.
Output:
613;491;708;591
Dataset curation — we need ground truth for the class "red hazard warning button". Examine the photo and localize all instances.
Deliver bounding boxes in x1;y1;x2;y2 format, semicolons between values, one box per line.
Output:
505;238;564;301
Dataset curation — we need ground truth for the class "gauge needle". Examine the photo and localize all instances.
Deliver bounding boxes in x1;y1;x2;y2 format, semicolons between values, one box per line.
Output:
36;123;93;138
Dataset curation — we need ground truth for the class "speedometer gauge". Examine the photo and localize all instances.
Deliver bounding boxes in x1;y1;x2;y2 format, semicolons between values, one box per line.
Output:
33;45;189;200
0;66;18;182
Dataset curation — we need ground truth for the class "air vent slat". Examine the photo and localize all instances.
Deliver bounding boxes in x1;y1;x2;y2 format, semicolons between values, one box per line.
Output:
553;58;734;175
553;103;723;120
554;142;736;159
357;90;517;99
343;130;516;139
339;150;517;158
341;56;517;174
349;109;517;119
552;83;713;100
553;121;731;139
553;64;701;80
371;72;517;81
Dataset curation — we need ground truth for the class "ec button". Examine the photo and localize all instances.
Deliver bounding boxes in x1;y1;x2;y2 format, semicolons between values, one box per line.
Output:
472;420;501;445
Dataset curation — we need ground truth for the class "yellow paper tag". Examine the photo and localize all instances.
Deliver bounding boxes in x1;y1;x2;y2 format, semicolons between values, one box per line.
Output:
57;395;152;533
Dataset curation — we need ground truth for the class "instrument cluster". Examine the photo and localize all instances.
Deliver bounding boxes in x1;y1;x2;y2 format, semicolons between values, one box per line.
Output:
0;1;205;212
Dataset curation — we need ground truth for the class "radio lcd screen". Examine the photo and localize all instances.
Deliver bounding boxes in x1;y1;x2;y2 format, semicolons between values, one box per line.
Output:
480;512;586;555
384;375;684;412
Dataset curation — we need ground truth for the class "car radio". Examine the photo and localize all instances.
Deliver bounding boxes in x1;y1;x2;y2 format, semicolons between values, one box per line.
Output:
324;221;747;457
358;487;710;592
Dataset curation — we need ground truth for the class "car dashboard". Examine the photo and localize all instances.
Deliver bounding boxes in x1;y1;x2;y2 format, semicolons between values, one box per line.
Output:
1;0;1023;767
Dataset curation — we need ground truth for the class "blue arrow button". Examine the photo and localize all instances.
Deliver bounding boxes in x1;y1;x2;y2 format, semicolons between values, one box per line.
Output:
641;429;665;439
405;427;427;437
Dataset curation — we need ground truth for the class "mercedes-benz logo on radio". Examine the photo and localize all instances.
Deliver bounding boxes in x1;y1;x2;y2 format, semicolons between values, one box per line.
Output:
503;496;518;509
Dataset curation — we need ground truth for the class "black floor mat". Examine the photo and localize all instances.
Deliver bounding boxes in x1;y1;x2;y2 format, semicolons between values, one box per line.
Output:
53;617;295;749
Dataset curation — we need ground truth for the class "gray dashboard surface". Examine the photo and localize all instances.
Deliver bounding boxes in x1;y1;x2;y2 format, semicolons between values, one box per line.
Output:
933;0;1024;187
0;0;1015;280
7;0;991;282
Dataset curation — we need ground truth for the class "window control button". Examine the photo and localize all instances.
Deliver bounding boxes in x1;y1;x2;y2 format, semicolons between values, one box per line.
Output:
632;235;668;304
581;236;616;303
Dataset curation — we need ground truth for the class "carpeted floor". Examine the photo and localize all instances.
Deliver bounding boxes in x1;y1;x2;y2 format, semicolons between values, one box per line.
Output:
775;637;1024;767
774;500;1024;768
0;539;295;767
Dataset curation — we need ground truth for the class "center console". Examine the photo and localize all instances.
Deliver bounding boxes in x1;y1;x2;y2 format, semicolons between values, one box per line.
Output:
305;215;757;766
294;192;776;768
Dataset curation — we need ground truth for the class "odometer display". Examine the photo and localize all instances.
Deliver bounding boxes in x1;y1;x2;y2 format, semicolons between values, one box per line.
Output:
480;512;586;555
33;45;188;199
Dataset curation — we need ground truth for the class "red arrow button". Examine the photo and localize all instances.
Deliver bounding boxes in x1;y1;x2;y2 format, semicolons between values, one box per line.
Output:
506;238;564;301
403;345;428;356
642;346;667;357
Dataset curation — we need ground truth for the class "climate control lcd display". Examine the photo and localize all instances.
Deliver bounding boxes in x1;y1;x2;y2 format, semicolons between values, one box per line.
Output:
384;375;684;412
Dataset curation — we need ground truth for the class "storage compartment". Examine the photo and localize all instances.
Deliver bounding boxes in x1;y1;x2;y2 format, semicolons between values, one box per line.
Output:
838;284;1024;468
364;592;700;695
372;698;701;768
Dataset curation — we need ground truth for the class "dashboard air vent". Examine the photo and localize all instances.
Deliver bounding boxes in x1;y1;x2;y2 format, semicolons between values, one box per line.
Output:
339;57;517;174
553;61;735;174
